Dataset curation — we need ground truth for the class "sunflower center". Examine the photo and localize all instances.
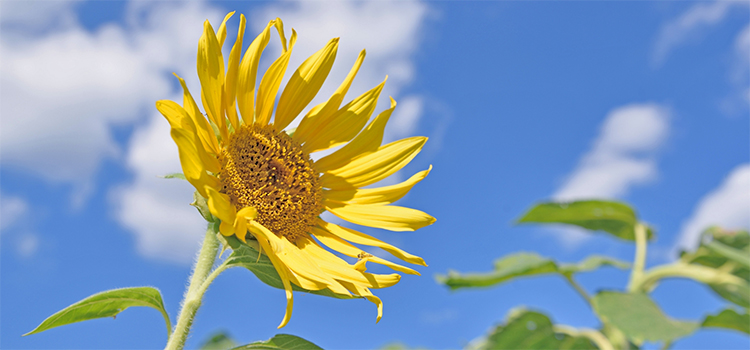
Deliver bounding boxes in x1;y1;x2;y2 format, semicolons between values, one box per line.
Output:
219;124;323;242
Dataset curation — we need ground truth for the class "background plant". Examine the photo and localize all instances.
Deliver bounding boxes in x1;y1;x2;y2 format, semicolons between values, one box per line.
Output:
438;200;750;350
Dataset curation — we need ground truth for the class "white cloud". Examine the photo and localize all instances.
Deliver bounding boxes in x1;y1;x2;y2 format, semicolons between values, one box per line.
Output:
554;104;670;201
652;1;745;65
254;0;431;139
673;164;750;255
112;112;207;263
0;193;28;232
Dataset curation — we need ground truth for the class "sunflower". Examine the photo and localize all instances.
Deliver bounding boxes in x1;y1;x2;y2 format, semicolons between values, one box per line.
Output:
156;12;435;328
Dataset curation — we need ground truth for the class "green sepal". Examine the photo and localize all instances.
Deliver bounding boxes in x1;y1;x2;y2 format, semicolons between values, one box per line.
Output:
200;331;238;350
231;334;322;350
24;287;172;337
162;173;186;180
222;235;356;300
517;200;655;241
592;291;698;345
192;190;217;223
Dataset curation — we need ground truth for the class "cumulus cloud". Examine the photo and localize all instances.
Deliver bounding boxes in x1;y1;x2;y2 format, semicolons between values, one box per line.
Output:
652;1;746;66
554;104;670;201
550;104;670;248
673;164;750;255
254;0;430;139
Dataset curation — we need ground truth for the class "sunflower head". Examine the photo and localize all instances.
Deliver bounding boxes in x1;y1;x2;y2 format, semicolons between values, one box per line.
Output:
156;12;435;328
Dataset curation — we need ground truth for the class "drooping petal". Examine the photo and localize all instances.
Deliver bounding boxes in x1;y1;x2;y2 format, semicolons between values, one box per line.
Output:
294;49;365;144
314;219;426;266
251;224;295;328
223;14;246;131
300;78;386;154
205;186;236;226
314;97;395;173
320;136;427;190
197;20;226;139
237;20;275;125
338;280;383;323
310;229;420;275
274;38;339;130
255;29;297;126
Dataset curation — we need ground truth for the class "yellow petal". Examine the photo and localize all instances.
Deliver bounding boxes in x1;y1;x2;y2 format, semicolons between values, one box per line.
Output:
216;12;234;48
223;14;246;131
321;136;427;190
314;97;395;173
294;49;365;144
338;280;383;323
274;38;339;130
237;20;275;125
315;219;426;266
197;20;226;139
295;237;401;288
255;29;297;126
156;100;220;173
327;202;435;232
310;229;420;275
301;78;386;154
172;73;219;155
324;166;431;205
252;226;295;328
206;186;236;225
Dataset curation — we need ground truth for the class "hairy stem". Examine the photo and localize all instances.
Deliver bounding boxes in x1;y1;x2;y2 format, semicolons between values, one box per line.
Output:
165;224;221;350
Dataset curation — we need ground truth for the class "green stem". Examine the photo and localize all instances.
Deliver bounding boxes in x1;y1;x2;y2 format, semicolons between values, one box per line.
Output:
633;261;746;293
165;224;221;350
563;274;592;305
627;223;648;293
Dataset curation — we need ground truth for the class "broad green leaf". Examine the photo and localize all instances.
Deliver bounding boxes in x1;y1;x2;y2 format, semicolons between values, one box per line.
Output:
559;255;630;275
702;309;750;335
24;287;171;337
517;200;654;241
223;235;355;300
231;334;323;350
162;172;186;180
592;291;698;344
437;252;557;290
200;331;238;350
437;252;628;290
478;309;596;350
680;228;750;308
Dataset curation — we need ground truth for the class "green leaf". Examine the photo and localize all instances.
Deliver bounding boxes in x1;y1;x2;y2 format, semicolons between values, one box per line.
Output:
702;309;750;335
223;235;355;300
517;200;654;241
200;331;238;350
592;291;698;344
24;287;171;337
437;252;628;290
558;255;630;275
437;252;557;290
680;228;750;308
231;334;323;350
162;173;186;180
478;309;596;350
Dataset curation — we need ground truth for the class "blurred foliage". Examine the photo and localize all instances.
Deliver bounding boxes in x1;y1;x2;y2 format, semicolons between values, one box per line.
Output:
438;200;750;350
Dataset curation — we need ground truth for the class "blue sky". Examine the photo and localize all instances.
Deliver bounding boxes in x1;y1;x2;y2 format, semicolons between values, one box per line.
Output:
1;1;748;349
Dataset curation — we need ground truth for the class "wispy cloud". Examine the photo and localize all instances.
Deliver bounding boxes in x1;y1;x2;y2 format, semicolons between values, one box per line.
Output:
554;104;670;201
673;164;750;255
652;1;745;66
